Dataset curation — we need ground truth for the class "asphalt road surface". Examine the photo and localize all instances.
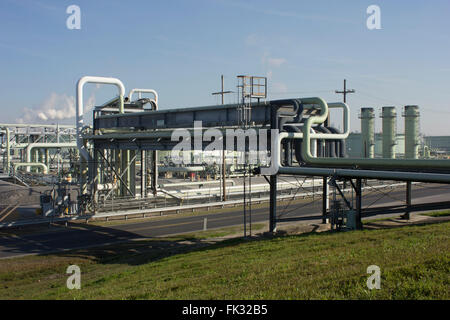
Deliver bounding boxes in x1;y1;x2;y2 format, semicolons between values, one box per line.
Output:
1;183;449;259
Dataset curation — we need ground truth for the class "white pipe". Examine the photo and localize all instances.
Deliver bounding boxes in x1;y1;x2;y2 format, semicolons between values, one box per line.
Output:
25;143;77;164
261;102;350;175
13;162;48;174
127;88;159;195
0;123;75;129
301;98;450;169
128;88;159;107
76;76;125;161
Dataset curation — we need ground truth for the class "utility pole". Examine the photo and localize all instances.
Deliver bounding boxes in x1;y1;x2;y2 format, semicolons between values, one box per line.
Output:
212;75;233;201
335;79;355;103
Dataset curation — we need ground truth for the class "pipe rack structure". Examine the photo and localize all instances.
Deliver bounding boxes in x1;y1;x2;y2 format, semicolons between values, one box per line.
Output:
75;76;450;231
1;123;77;175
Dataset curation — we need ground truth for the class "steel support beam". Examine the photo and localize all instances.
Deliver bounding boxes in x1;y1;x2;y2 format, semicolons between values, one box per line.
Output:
322;177;329;223
403;181;412;220
141;150;146;198
355;178;363;230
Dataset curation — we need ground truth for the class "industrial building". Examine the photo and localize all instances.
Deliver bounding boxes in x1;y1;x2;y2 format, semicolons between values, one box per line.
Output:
1;76;450;234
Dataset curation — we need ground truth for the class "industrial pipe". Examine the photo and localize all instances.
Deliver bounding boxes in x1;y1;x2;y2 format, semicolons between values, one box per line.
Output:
299;97;450;170
13;162;48;174
127;89;159;196
128;88;159;107
76;76;125;161
25;143;77;164
0;123;75;129
278;167;450;184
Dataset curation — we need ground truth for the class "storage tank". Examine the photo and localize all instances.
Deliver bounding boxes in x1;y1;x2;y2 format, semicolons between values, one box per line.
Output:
381;106;397;159
359;107;375;158
403;105;420;159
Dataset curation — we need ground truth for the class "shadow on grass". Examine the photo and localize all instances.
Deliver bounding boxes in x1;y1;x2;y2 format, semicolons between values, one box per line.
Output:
2;214;448;268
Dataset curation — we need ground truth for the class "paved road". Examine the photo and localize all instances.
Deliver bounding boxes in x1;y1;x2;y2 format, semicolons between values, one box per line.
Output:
1;183;449;259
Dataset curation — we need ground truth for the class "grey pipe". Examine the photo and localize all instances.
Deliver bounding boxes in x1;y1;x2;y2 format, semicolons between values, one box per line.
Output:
299;97;450;170
279;166;450;184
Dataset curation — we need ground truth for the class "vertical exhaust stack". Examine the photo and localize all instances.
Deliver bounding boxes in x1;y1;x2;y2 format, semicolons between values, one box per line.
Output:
359;107;375;158
381;106;397;159
403;105;420;159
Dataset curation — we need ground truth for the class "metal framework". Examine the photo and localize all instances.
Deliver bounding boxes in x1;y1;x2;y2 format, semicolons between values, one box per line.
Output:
72;76;450;231
0;123;77;176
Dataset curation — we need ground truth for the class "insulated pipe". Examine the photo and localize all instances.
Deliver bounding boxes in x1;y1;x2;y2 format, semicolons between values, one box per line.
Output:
299;97;450;169
128;89;160;196
404;105;420;159
158;166;205;173
262;101;350;173
381;106;397;159
285;126;317;164
0;123;75;129
314;126;335;157
25;143;77;164
326;127;346;158
13;162;48;174
282;102;350;140
278;167;450;184
127;89;160;197
128;88;159;107
76;76;125;161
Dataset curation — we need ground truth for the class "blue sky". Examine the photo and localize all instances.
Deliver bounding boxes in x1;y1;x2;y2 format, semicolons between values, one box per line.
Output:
0;0;449;135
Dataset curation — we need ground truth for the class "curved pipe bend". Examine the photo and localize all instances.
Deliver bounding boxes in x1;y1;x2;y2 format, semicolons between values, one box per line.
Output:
128;88;159;109
300;98;450;169
76;76;125;161
13;162;48;174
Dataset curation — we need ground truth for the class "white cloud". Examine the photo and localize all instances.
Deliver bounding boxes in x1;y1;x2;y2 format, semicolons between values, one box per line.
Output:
16;91;96;123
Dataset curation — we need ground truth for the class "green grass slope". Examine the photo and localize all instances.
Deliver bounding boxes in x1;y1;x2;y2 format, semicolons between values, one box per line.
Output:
0;221;449;299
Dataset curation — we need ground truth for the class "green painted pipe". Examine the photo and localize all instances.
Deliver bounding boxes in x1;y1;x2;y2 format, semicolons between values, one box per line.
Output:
13;162;48;174
403;105;420;159
300;97;450;169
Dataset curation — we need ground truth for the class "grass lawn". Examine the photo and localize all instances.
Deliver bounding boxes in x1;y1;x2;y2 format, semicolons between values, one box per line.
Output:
0;221;448;300
420;210;450;217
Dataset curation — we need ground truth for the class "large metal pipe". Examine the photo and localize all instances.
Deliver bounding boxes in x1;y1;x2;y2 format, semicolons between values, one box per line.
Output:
25;143;77;164
128;88;159;107
278;167;450;184
128;88;159;196
0;123;75;129
261;102;349;175
403;105;420;159
13;162;48;174
381;106;397;159
297;98;450;170
76;76;125;161
359;107;375;158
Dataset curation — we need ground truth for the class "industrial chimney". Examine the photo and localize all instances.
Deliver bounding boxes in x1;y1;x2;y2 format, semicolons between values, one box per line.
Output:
359;107;375;158
403;105;420;159
381;106;397;159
